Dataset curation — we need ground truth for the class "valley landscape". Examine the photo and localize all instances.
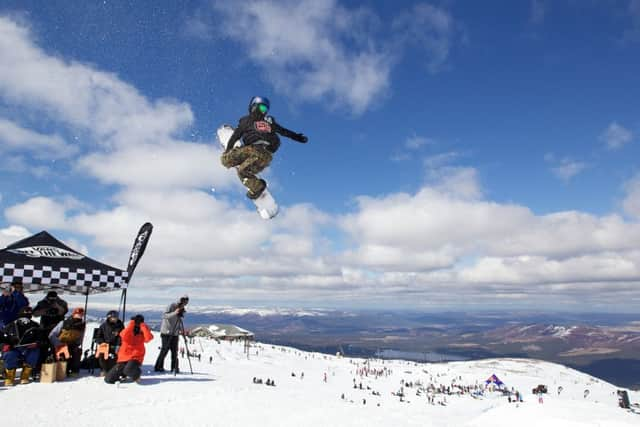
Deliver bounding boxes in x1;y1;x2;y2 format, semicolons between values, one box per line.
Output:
148;308;640;390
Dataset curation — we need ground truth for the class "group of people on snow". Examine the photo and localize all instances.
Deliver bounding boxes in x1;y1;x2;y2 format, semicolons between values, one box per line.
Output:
1;286;86;385
0;285;185;386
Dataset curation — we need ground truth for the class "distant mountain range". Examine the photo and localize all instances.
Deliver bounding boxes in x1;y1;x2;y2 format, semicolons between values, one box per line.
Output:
134;307;640;389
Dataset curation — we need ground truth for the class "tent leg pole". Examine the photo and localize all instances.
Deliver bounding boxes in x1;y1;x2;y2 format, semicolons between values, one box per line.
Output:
83;290;89;322
122;289;128;320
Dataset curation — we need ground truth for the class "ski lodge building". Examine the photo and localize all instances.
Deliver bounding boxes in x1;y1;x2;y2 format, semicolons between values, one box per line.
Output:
190;324;255;342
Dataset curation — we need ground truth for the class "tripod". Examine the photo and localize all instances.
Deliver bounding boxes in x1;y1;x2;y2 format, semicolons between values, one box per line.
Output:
173;316;193;376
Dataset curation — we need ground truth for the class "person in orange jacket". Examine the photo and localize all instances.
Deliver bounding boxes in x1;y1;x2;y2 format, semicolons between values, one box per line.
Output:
104;314;153;384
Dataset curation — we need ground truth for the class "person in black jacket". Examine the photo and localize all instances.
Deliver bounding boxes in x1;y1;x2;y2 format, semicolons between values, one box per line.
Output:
33;291;68;332
33;291;69;374
1;306;44;386
0;283;30;327
221;96;308;199
95;310;124;375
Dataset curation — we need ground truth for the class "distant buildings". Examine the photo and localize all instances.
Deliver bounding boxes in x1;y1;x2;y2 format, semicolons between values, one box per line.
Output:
190;324;254;341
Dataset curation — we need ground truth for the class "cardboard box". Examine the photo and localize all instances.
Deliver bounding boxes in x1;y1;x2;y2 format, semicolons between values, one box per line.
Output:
56;360;67;381
40;362;56;383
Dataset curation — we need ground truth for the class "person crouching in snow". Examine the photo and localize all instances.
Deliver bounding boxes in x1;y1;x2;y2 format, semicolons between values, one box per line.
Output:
105;314;153;384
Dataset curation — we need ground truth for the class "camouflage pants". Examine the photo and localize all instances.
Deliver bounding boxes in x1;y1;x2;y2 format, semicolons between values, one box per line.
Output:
221;145;272;195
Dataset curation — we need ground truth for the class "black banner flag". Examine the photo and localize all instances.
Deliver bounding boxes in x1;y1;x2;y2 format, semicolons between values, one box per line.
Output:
126;222;153;281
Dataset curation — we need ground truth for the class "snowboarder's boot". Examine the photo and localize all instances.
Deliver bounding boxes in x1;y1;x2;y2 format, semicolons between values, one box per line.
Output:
4;368;16;386
20;365;33;384
244;178;267;200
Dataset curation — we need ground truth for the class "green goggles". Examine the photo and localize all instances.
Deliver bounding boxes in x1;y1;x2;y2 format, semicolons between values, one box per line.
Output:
257;103;268;114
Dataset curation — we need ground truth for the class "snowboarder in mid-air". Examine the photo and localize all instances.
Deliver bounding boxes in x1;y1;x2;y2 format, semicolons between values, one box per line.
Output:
221;96;308;200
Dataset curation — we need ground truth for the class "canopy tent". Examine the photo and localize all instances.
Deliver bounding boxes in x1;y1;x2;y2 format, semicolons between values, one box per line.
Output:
0;223;152;318
485;374;505;387
1;231;128;294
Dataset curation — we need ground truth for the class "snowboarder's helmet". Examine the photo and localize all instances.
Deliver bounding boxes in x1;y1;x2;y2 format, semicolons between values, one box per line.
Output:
249;96;270;114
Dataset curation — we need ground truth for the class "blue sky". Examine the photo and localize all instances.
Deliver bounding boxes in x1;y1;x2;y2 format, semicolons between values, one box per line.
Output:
0;0;639;311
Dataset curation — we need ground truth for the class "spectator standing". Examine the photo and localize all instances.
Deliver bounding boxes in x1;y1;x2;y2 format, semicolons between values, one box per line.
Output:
154;295;188;373
0;283;30;328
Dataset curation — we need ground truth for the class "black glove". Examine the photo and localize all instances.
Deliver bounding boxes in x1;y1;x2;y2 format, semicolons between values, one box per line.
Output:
293;133;308;143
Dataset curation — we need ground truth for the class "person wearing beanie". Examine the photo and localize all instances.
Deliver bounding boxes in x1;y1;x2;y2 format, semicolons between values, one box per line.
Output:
104;314;153;384
33;291;69;331
1;306;45;386
49;307;85;376
95;310;125;376
154;295;189;373
32;290;69;375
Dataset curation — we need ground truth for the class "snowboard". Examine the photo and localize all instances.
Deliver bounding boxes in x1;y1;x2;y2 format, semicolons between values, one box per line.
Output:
217;124;279;220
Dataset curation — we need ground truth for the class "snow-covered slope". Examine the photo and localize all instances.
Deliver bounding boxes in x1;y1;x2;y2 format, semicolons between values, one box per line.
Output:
1;323;638;427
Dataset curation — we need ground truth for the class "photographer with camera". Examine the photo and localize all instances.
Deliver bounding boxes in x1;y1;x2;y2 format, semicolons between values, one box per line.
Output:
104;314;153;384
154;295;188;373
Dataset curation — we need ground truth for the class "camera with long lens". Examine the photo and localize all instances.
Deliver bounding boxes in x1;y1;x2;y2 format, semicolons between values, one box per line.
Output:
177;304;186;317
177;297;188;317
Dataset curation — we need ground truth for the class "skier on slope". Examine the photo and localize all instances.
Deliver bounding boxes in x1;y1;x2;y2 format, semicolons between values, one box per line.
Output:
221;96;308;199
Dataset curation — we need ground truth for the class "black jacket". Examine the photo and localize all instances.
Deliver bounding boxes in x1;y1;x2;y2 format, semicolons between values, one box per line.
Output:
226;112;306;154
95;319;124;348
33;296;68;331
1;316;44;347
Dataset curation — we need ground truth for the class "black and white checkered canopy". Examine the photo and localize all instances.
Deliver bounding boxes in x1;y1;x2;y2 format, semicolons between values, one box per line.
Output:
0;231;128;295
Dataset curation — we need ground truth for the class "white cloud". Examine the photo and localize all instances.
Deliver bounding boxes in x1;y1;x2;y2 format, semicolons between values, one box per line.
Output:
0;155;50;177
211;0;392;114
340;184;640;281
423;152;461;169
0;16;194;149
622;173;640;219
600;122;633;150
624;0;640;42
530;0;546;25
183;13;214;40
77;141;231;190
4;197;69;229
208;1;459;114
2;15;640;309
405;135;433;150
0;225;30;248
0;118;76;159
551;159;587;182
392;3;457;73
